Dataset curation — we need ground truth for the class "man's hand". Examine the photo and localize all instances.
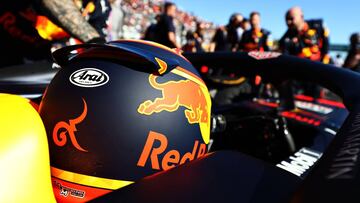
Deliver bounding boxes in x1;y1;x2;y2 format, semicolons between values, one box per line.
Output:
40;0;102;43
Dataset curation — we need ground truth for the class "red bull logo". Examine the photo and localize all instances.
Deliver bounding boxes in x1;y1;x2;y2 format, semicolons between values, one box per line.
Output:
137;131;207;171
137;66;211;144
53;98;88;152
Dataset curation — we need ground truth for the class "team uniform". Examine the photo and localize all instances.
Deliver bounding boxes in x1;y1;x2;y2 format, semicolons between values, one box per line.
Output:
212;25;239;52
182;31;204;53
279;19;330;64
239;28;272;52
153;14;177;48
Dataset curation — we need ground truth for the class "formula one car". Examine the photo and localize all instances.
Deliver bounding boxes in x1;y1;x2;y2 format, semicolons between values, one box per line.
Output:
0;41;359;202
185;51;348;166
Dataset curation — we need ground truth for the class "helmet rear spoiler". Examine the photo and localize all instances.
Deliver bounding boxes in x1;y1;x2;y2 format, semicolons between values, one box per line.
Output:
52;42;180;76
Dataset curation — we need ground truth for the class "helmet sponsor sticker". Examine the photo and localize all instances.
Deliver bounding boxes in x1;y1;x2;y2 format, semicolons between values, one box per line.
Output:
248;51;281;60
52;177;113;202
70;68;109;87
53;180;85;199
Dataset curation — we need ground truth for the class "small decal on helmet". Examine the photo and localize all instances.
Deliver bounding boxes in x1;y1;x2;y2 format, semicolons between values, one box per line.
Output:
54;180;85;198
70;68;109;88
53;98;88;152
248;51;281;60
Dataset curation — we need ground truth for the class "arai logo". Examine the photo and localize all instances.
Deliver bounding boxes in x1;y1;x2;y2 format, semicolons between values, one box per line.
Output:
70;68;109;87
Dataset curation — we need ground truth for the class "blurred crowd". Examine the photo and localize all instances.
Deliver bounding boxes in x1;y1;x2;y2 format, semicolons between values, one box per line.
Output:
107;0;215;49
99;0;360;69
1;0;359;71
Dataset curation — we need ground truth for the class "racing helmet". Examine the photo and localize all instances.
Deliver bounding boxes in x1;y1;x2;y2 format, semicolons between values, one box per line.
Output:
39;40;211;202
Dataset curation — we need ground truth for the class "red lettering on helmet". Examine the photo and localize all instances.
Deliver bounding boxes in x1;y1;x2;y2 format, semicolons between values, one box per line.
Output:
137;131;207;171
162;150;180;170
180;140;199;164
137;131;168;170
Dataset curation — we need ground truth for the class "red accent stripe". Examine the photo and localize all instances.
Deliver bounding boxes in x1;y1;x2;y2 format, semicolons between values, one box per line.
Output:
281;111;321;126
294;94;314;102
317;98;345;108
295;94;345;109
257;99;279;108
